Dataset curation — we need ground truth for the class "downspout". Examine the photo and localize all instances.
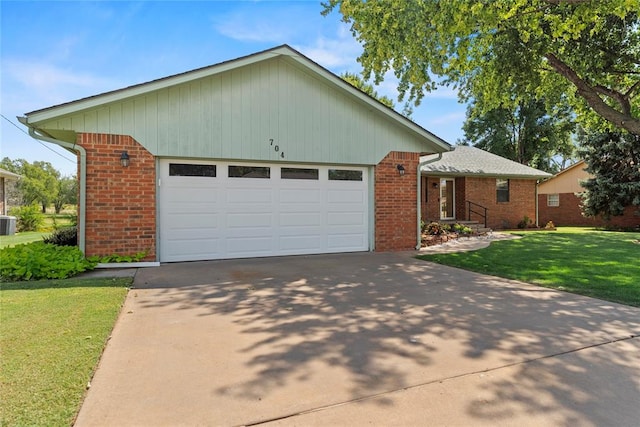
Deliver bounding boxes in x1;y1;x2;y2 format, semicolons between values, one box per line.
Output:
416;152;443;249
18;117;86;254
535;180;539;227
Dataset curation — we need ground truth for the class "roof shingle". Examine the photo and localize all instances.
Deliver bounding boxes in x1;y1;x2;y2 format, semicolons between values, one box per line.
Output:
421;146;551;179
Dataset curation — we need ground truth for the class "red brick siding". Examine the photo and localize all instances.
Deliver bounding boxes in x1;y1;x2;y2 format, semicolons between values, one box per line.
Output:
375;152;420;251
78;133;156;260
538;193;640;228
463;177;537;229
422;176;538;229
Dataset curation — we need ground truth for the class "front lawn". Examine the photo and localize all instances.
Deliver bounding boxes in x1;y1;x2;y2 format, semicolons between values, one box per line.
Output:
417;227;640;307
0;277;131;426
0;231;49;248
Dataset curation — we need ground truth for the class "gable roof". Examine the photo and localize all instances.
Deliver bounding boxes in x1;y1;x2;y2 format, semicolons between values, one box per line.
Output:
23;44;451;154
421;146;551;179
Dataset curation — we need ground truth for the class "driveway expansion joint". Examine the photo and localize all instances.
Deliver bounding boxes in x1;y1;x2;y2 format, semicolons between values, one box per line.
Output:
240;334;640;427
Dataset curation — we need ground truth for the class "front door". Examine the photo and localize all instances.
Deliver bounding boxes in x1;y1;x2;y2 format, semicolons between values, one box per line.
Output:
440;178;455;220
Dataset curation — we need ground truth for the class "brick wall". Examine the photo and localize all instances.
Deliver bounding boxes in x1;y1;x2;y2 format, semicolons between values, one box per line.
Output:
422;176;538;229
78;133;156;260
464;177;537;229
375;151;420;251
538;192;640;228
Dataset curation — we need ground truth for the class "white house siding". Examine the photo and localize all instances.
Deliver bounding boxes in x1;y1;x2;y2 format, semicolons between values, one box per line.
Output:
33;56;435;166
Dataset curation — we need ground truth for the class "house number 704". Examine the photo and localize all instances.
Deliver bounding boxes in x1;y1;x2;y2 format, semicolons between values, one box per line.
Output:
269;139;285;158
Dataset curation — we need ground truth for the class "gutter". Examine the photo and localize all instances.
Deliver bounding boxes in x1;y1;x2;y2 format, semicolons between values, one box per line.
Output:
17;117;87;254
416;151;445;250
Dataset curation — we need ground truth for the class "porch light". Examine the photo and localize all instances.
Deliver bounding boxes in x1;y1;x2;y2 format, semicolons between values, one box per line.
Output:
120;151;130;167
432;182;438;188
396;164;405;176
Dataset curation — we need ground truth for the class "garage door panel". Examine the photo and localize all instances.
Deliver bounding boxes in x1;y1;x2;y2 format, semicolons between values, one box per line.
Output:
327;212;365;226
279;235;322;251
160;160;368;262
165;238;222;259
328;234;366;249
327;190;364;204
279;212;321;226
227;212;272;228
164;213;220;229
279;189;321;203
227;188;273;203
226;237;273;254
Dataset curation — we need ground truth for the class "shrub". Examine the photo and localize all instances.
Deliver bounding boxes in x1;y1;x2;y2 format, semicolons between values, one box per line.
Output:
517;216;533;229
426;222;450;235
453;223;473;234
43;227;77;246
9;204;44;232
0;242;96;281
87;251;148;263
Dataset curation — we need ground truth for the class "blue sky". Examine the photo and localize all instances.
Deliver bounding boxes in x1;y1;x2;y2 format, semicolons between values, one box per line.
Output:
1;1;468;176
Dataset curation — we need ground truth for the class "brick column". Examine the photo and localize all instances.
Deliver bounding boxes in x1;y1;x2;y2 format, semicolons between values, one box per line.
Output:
78;133;156;260
375;151;420;251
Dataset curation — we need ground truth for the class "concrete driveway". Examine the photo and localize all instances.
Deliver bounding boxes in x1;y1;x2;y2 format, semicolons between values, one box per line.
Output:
74;252;640;426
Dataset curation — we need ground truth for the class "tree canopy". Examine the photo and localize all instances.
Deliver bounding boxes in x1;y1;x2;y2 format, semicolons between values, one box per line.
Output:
0;158;75;213
461;98;576;173
578;131;640;218
324;0;640;135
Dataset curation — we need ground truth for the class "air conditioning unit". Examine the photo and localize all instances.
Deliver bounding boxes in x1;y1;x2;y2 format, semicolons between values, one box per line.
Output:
0;215;17;236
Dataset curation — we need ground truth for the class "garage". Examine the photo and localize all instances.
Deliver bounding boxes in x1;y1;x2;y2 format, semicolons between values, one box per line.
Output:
23;45;451;262
159;159;369;262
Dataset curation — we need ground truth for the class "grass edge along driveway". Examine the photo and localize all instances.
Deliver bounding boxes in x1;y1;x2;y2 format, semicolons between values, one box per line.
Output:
417;227;640;307
1;277;131;426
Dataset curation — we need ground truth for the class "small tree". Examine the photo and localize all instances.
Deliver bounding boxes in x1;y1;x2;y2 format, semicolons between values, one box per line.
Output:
579;131;640;218
53;176;78;214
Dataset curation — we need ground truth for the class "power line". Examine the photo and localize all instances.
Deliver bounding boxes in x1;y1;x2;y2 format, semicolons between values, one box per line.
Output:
1;114;76;163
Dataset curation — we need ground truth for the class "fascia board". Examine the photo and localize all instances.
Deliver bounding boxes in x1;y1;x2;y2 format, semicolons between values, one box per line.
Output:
421;171;551;179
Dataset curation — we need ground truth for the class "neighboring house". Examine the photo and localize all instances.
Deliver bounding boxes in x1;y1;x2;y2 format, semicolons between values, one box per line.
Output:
19;45;451;262
538;160;640;228
0;167;21;215
420;146;551;229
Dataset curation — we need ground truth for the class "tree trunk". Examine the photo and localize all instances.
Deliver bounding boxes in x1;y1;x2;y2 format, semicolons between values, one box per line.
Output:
545;53;640;135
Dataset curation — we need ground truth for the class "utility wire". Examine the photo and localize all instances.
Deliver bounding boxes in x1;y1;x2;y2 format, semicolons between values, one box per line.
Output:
1;113;76;163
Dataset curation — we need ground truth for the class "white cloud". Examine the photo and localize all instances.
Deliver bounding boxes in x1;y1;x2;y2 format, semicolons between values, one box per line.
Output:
4;59;119;107
212;4;311;43
427;111;466;126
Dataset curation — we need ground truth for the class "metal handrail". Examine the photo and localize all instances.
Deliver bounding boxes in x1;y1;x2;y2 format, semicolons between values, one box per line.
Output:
466;200;487;228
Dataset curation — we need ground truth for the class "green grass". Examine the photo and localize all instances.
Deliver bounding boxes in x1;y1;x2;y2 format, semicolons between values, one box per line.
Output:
1;278;131;426
0;231;49;248
417;227;640;307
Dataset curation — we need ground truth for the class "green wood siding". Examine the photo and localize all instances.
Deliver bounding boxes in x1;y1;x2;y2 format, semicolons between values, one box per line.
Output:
33;57;439;165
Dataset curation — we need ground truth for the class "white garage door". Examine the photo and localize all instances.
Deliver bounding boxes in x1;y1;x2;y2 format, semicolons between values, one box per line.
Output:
159;160;369;262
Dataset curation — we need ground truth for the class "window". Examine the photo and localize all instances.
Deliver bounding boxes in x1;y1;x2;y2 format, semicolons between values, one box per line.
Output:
281;167;319;180
496;179;509;202
228;166;270;178
547;194;560;207
169;163;216;177
328;169;363;181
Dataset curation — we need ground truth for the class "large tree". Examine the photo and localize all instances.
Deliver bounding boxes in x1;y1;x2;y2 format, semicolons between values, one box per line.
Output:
341;71;414;117
0;158;60;212
324;0;640;135
578;131;640;218
462;98;576;173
